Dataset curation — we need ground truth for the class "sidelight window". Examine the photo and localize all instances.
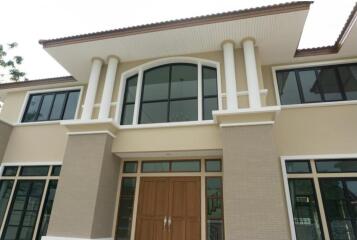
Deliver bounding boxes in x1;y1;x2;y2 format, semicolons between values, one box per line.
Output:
0;165;60;240
120;62;219;125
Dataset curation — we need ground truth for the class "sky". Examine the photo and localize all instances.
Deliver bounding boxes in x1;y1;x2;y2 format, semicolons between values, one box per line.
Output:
0;0;356;82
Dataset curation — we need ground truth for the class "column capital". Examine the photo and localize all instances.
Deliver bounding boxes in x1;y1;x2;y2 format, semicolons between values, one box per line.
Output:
91;57;104;63
240;37;256;46
106;55;120;63
221;40;236;49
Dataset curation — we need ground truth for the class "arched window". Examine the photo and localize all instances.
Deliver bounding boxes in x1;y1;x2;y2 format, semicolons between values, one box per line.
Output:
120;62;219;125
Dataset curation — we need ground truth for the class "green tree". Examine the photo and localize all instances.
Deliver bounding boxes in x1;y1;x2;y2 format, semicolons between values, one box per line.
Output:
0;42;26;82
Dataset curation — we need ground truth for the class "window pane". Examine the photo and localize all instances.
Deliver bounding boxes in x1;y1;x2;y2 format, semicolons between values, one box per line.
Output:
49;93;66;120
36;181;58;240
317;68;343;101
142;66;170;101
288;179;323;240
2;180;45;240
140;101;168;124
116;178;136;240
286;161;311;174
203;67;218;96
169;99;197;122
170;64;197;99
23;95;42;122
124;75;138;103
171;161;200;172
2;167;18;176
121;104;135;125
316;159;357;173
298;70;322;103
203;97;218;120
277;71;301;105
37;94;55;121
142;162;170;173
20;166;49;176
320;179;357;240
338;65;357;100
206;177;224;240
63;91;80;120
51;166;61;176
0;181;14;226
206;160;221;172
123;162;137;173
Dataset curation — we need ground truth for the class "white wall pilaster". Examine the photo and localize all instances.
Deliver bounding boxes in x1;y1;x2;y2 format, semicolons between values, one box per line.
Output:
242;38;261;108
99;56;119;120
222;41;238;111
81;58;103;120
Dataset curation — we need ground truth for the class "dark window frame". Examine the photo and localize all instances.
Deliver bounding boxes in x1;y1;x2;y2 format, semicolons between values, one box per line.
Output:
205;159;222;172
315;159;357;173
285;160;312;174
121;74;138;125
139;63;199;123
277;62;357;105
22;89;80;123
141;160;201;173
205;176;225;240
202;66;219;120
318;177;357;240
288;178;325;240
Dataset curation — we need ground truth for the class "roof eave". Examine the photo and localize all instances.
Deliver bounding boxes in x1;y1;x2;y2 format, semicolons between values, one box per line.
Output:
39;1;313;48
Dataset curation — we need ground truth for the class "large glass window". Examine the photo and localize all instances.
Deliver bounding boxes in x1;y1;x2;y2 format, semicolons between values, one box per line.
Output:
0;165;60;240
121;63;219;125
284;159;357;240
276;63;357;105
288;179;324;240
22;90;80;122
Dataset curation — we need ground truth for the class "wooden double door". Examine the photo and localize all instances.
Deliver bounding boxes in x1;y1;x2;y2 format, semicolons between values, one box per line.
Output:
135;177;201;240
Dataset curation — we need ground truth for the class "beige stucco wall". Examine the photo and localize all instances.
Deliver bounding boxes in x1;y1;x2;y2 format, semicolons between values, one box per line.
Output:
275;104;357;156
0;120;12;161
113;124;221;153
0;91;27;123
2;124;68;163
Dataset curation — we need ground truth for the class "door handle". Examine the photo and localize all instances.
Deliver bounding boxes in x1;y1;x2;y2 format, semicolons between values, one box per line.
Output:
164;216;167;229
168;216;172;232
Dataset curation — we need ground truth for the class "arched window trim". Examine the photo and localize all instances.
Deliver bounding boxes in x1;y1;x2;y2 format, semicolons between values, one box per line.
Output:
115;57;222;127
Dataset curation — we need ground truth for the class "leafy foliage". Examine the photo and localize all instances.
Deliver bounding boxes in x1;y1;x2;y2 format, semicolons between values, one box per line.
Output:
0;42;25;82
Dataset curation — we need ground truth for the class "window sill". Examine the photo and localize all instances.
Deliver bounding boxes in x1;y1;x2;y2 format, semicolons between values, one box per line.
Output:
14;120;75;127
119;120;215;130
281;100;357;109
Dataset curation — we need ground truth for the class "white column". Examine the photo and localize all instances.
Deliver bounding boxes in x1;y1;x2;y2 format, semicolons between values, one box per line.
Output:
98;56;119;119
81;58;103;120
242;38;261;108
222;41;238;111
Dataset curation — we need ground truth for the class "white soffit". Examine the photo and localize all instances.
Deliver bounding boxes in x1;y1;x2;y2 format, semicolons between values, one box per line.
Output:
44;10;309;82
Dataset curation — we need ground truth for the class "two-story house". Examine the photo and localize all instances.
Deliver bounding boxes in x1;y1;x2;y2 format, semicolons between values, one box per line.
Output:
0;2;357;240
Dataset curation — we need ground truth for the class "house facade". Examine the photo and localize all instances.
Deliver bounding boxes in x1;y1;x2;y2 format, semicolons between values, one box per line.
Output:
0;2;357;240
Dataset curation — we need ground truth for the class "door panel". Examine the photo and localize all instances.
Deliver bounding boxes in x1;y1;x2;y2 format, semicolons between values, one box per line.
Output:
135;178;169;240
135;177;200;240
169;177;201;240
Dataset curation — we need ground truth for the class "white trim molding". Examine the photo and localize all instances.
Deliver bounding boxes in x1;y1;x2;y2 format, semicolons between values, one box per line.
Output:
114;56;222;127
272;57;357;107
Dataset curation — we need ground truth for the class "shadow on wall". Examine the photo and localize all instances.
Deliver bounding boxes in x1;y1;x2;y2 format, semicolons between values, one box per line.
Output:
0;120;12;162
